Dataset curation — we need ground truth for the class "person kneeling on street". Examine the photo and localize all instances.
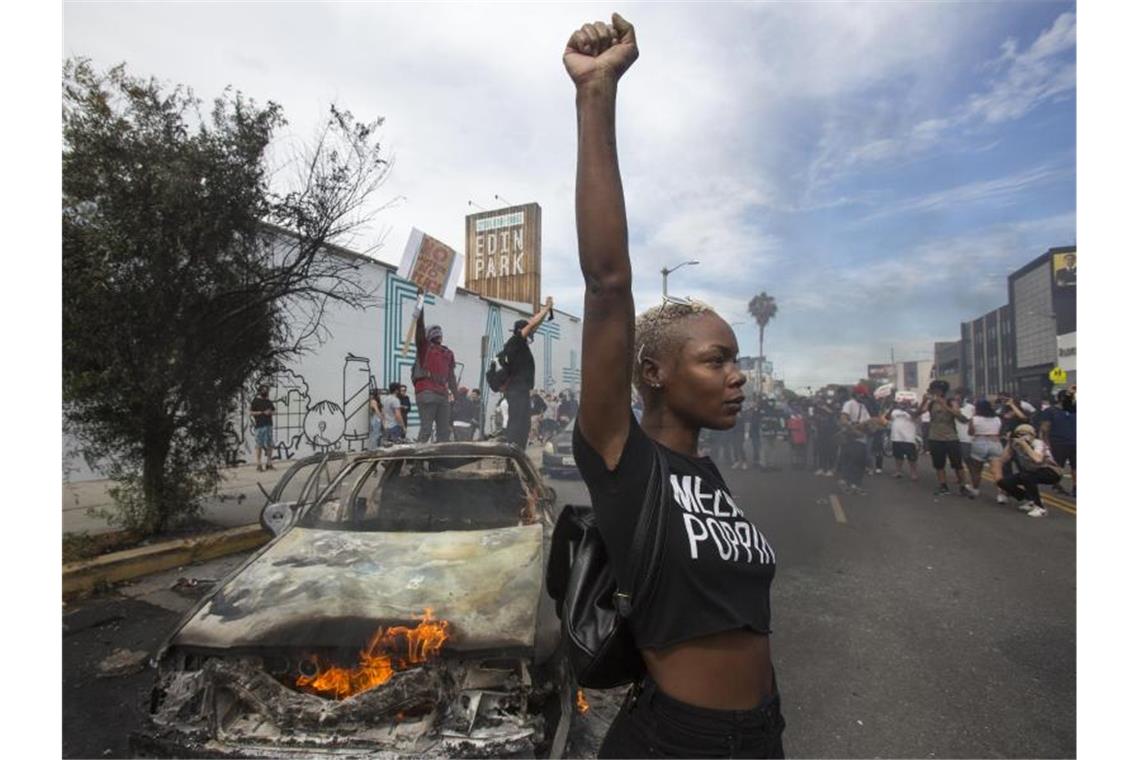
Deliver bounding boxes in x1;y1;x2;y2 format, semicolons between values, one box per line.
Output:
996;424;1063;518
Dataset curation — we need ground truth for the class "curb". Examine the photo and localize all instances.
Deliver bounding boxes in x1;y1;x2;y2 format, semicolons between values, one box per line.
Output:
63;524;269;599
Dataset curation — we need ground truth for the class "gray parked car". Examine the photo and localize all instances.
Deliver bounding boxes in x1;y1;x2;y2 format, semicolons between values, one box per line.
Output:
132;443;573;758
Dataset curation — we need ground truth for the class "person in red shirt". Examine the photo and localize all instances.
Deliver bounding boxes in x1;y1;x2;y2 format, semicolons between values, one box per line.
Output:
413;306;459;443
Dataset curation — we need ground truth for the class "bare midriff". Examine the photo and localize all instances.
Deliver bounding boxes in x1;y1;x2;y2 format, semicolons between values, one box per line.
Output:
642;628;772;710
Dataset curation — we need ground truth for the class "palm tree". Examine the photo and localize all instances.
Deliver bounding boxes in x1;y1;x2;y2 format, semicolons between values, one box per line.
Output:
747;292;778;377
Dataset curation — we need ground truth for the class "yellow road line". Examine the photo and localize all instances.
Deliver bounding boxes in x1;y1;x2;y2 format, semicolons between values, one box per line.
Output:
979;472;1076;516
829;494;847;524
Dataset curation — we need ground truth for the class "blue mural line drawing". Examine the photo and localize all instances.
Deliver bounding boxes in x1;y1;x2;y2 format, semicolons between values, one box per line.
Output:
562;349;581;389
535;319;561;392
479;305;506;426
383;272;436;429
304;399;346;453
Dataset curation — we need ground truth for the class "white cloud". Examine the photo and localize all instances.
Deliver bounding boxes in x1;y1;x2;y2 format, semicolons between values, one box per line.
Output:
808;9;1076;191
968;11;1076;124
859;162;1072;222
62;3;1075;393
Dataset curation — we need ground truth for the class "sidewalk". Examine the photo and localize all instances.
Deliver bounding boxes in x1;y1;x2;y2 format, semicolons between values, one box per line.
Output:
63;443;549;537
63;462;284;536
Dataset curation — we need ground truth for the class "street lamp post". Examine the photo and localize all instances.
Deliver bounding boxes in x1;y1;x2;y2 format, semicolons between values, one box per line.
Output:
661;260;700;297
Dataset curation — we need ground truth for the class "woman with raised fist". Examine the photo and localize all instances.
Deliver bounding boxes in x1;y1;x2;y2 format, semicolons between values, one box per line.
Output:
566;13;786;759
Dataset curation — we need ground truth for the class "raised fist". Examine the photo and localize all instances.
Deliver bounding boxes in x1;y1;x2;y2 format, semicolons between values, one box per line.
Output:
563;12;638;86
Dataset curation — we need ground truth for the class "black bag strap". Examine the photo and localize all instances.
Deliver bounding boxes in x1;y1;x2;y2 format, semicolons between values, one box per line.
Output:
613;442;670;618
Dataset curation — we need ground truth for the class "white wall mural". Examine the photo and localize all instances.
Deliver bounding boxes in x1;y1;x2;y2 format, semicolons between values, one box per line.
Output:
65;250;583;480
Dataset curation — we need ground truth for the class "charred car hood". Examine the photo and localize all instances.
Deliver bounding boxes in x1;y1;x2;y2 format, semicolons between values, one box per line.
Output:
174;524;545;652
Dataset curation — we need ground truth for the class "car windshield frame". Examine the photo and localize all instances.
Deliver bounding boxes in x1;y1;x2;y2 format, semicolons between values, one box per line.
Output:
293;451;548;533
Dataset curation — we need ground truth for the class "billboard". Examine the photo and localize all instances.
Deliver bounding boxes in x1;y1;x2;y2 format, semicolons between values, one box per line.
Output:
1052;250;1076;289
1050;247;1076;336
867;363;893;385
465;203;542;311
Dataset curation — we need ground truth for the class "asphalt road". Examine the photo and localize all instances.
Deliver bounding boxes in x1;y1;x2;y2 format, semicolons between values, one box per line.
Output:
62;443;1075;758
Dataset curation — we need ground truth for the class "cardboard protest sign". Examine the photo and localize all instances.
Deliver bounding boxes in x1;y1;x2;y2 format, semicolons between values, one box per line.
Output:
399;228;462;300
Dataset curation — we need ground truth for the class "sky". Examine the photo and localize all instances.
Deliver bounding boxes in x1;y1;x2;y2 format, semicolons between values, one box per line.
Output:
62;1;1076;392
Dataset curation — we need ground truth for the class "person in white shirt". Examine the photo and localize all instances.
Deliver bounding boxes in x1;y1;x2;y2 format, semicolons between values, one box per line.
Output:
884;397;921;480
955;389;975;467
838;386;872;493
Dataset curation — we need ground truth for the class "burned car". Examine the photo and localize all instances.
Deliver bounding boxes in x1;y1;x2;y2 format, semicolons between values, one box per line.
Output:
133;444;574;758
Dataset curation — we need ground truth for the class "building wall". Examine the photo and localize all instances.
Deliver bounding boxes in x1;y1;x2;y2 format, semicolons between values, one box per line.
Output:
960;304;1014;398
1009;251;1064;402
64;243;583;482
887;359;933;392
933;340;962;391
1012;261;1056;369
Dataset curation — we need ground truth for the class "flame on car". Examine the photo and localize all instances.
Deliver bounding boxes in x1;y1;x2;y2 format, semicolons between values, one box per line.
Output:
576;688;589;714
295;608;450;700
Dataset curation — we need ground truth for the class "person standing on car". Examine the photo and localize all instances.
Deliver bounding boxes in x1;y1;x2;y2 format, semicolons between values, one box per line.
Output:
498;297;555;450
249;384;275;472
413;305;460;443
565;15;784;758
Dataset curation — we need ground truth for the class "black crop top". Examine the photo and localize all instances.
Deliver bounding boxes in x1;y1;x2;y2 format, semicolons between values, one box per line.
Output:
573;414;776;650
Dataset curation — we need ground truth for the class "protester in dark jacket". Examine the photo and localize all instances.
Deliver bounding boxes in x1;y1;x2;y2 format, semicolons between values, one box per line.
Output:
497;297;555;449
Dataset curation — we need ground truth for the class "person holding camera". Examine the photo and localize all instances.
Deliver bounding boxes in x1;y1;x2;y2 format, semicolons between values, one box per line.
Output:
564;14;784;758
919;380;977;497
997;424;1063;517
884;395;921;481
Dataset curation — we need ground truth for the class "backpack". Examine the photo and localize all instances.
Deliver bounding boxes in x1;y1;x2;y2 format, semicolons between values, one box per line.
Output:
546;444;670;688
485;361;509;393
413;343;454;388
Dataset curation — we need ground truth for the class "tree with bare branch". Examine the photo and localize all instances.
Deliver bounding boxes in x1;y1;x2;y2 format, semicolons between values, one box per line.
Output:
63;59;395;534
747;292;778;378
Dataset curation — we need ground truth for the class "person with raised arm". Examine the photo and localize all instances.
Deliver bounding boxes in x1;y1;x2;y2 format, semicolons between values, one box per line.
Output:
497;296;555;450
565;14;785;758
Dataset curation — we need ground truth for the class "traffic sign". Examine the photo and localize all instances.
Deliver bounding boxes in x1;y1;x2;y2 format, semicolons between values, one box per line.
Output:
1049;366;1068;384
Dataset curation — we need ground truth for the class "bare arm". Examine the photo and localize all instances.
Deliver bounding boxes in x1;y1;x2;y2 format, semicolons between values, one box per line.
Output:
564;14;639;468
414;304;427;357
519;297;555;340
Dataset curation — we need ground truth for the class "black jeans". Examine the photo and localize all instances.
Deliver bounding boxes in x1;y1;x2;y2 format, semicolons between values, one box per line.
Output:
839;440;867;486
504;390;530;450
599;676;785;759
998;468;1061;506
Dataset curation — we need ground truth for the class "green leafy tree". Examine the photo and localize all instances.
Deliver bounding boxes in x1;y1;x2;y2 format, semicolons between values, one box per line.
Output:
747;291;778;373
63;59;392;534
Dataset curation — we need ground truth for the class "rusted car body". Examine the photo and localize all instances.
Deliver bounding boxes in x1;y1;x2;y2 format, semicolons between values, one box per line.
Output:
131;444;571;758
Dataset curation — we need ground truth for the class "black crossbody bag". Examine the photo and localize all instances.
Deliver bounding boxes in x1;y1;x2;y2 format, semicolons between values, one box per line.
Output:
546;443;670;688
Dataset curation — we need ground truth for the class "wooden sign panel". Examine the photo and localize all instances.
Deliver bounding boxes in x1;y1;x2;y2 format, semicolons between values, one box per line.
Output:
398;228;461;300
465;203;541;311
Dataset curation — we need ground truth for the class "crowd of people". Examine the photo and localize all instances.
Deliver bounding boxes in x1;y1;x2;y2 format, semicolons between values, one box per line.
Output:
352;293;583;452
765;381;1077;518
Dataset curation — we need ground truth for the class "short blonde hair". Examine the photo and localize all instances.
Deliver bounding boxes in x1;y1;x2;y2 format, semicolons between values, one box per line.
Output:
633;299;716;393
